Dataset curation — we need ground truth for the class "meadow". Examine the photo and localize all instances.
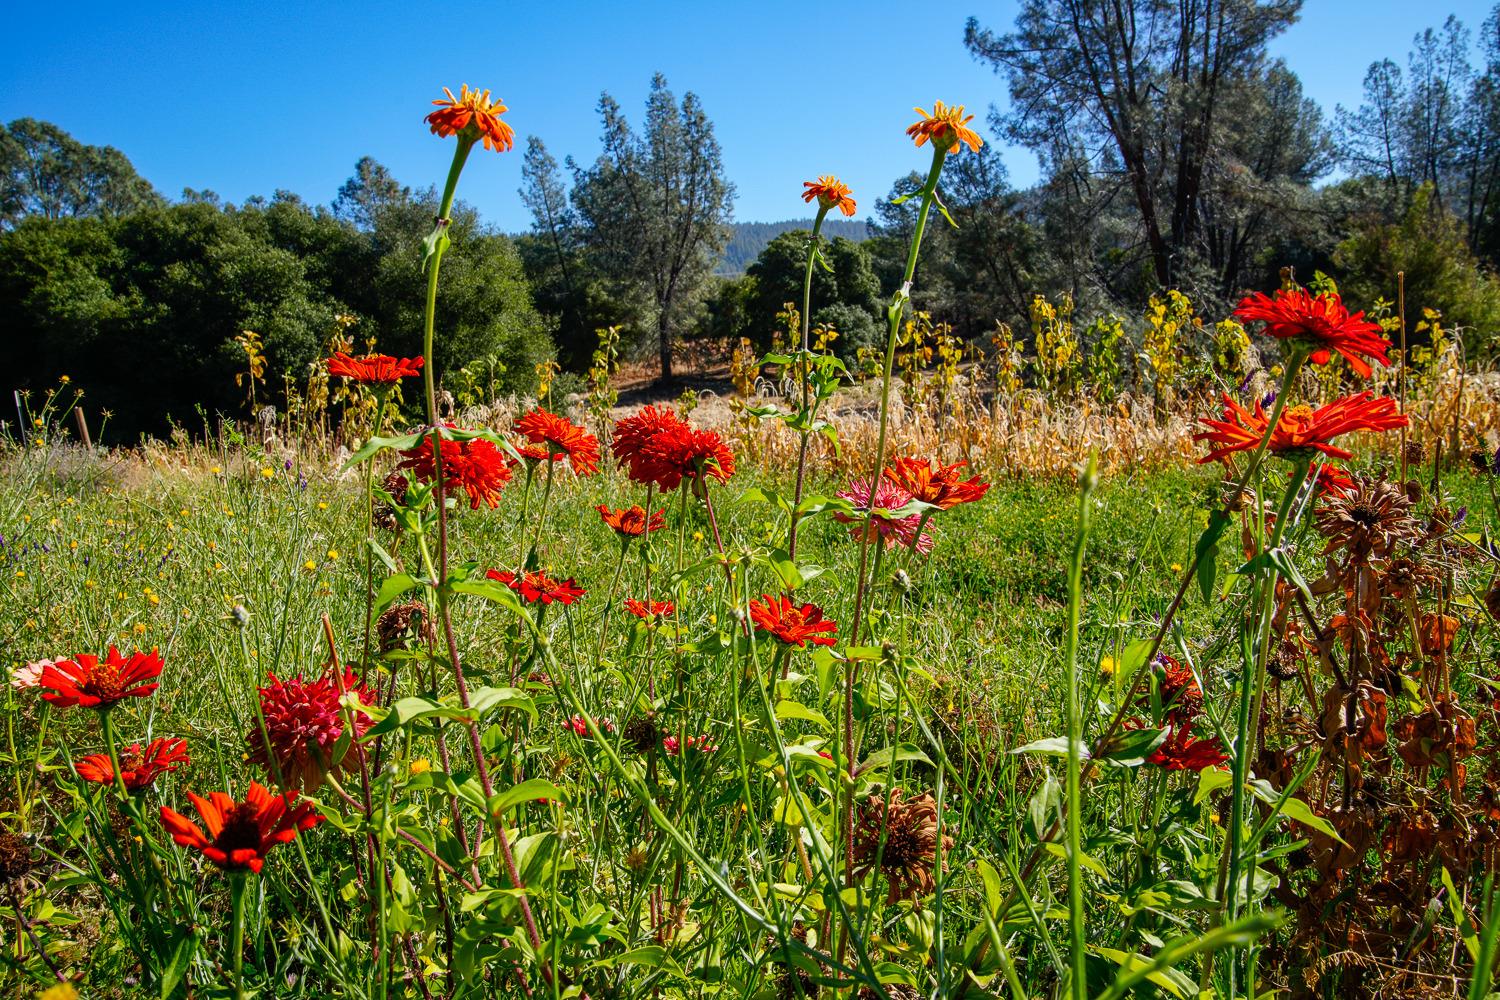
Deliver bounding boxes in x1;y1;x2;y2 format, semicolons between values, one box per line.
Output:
5;86;1500;1000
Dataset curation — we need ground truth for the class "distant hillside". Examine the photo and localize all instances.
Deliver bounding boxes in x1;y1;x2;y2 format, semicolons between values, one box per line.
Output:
718;218;869;275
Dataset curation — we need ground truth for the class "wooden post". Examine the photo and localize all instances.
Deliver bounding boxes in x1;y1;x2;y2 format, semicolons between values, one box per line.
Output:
73;408;92;448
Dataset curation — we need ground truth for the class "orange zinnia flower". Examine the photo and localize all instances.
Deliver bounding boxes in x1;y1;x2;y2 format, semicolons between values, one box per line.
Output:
75;737;190;791
1234;288;1392;378
514;408;600;476
624;598;674;621
802;175;857;217
883;457;989;510
325;353;423;386
159;782;322;874
749;594;839;648
907;102;983;155
39;647;163;709
1195;392;1408;464
426;84;514;153
597;504;666;537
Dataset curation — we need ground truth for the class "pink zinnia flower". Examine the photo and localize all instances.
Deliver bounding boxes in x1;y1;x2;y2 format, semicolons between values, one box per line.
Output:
833;477;934;553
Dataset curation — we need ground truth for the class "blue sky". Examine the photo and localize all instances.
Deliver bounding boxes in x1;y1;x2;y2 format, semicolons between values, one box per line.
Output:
2;0;1494;230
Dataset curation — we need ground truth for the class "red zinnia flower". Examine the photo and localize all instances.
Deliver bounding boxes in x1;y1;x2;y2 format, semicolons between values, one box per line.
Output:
247;669;374;792
1147;725;1227;772
749;594;839;648
397;425;513;509
487;569;585;605
562;714;616;738
514;408;600;476
1156;655;1203;721
1234;288;1392;378
883;457;990;510
663;733;718;755
597;504;666;538
802;175;857;217
159;782;322;873
426;84;514;153
75;737;190;791
624;598;674;621
640;424;736;491
325;353;423;386
39;646;163;709
1308;461;1355;497
834;477;934;553
1195;392;1408;464
612;405;687;484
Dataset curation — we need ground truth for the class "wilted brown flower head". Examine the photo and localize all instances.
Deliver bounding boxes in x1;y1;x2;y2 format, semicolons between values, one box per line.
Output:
851;788;953;905
1316;473;1418;561
1382;556;1438;600
623;715;660;754
0;831;36;884
377;600;434;652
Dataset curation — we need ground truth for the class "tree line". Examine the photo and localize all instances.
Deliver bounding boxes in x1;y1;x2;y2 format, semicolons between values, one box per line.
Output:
6;4;1500;440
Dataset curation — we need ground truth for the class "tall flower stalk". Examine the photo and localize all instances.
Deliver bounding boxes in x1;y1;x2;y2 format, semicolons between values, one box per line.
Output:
838;102;978;971
418;88;555;990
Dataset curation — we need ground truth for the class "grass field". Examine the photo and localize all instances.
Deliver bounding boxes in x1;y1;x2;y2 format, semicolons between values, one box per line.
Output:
4;431;1498;997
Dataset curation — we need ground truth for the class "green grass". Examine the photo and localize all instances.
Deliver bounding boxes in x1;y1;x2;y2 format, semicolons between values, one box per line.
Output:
3;442;1497;997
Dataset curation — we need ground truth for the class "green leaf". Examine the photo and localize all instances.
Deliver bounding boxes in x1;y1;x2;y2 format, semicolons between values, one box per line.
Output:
1276;795;1346;845
1095;726;1167;768
856;742;933;773
488;779;564;816
1193;766;1233;806
774;700;832;731
1194;509;1231;604
449;579;528;618
421;220;451;273
376;573;421;611
1011;736;1089;759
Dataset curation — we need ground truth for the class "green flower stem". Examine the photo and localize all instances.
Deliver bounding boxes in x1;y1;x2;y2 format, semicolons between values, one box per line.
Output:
848;143;947;647
787;203;830;560
1222;454;1311;1000
593;539;631;664
1064;454;1098;1000
229;871;248;1000
360;390;391;668
530;456;557;564
419;134;553;987
98;708;131;801
837;142;947;977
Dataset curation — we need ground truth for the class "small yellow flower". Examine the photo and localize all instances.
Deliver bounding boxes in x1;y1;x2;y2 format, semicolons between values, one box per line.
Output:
133;623;148;634
304;560;318;572
32;418;43;428
317;502;328;510
148;594;160;606
39;983;80;1000
68;540;77;550
58;375;71;385
261;467;275;479
410;758;432;776
84;579;94;589
326;549;339;560
1170;562;1183;573
692;531;704;542
210;465;222;475
1100;656;1116;677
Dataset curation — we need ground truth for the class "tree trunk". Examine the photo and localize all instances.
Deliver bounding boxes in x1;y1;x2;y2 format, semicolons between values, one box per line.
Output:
658;311;673;379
